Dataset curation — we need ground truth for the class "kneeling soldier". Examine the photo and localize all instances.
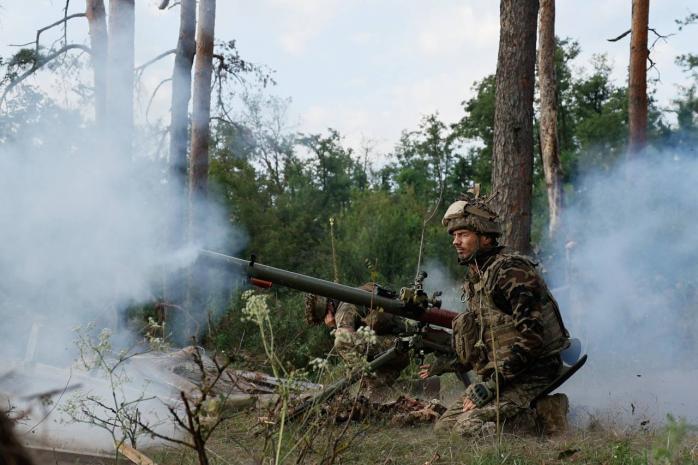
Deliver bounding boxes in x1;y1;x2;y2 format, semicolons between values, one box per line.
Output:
304;283;412;401
435;195;570;436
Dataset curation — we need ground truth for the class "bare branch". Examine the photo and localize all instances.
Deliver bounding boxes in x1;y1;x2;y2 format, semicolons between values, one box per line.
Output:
158;0;171;9
63;0;71;45
648;27;674;50
607;29;631;42
135;49;176;73
1;44;91;105
29;13;87;59
8;41;36;47
138;418;194;448
146;77;173;123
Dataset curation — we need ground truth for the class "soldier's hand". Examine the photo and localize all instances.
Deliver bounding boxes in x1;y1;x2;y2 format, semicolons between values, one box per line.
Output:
465;380;495;408
418;364;431;379
462;397;476;412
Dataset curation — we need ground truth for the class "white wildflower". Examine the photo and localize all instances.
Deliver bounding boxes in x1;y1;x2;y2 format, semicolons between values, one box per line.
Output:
309;357;329;371
241;292;270;323
334;329;353;346
355;326;377;345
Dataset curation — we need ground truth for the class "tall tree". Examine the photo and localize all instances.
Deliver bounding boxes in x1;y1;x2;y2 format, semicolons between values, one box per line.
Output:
628;0;649;156
106;0;135;156
164;0;197;331
189;0;216;210
491;0;539;254
185;0;216;338
537;0;564;238
86;0;107;130
170;0;196;193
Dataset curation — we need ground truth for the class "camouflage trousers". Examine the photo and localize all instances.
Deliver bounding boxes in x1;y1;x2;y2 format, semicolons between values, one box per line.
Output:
336;335;410;401
434;378;549;436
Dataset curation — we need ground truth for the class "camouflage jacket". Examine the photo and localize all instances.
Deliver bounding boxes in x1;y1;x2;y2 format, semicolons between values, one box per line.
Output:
333;302;414;359
456;247;568;381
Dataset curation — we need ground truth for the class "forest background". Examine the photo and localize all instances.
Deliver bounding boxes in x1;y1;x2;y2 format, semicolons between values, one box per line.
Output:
1;1;697;372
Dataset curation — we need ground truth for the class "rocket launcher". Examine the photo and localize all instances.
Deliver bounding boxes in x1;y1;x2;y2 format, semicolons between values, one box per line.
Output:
197;249;459;329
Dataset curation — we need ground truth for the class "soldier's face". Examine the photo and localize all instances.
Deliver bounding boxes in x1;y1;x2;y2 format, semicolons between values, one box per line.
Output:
452;229;481;262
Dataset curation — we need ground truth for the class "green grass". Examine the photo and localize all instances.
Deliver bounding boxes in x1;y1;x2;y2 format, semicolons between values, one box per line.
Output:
146;410;698;465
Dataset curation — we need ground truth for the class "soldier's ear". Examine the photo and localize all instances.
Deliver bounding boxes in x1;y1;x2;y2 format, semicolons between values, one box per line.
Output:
480;235;493;247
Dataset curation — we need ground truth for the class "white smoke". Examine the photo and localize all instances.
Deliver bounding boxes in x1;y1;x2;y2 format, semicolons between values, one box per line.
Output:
422;259;465;313
558;151;698;426
0;112;239;450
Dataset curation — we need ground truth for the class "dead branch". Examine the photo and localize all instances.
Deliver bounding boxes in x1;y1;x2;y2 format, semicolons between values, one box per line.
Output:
137;411;194;448
31;13;87;57
146;77;173;123
159;0;181;9
608;26;674;44
648;27;675;50
1;43;91;104
607;29;631;42
135;49;176;74
63;0;71;45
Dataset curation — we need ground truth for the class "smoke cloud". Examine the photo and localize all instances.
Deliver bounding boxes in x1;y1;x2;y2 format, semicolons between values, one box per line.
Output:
558;151;698;426
0;115;238;450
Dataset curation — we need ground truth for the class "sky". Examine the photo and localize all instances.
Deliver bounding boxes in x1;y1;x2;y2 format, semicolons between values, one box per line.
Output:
0;0;696;156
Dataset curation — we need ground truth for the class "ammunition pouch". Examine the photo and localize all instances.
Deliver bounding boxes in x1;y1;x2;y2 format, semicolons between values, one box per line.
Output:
452;310;480;367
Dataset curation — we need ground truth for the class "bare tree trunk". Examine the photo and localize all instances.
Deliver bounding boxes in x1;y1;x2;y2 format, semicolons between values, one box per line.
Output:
189;0;215;207
185;0;216;340
491;0;539;254
170;0;196;191
628;0;649;156
106;0;135;156
86;0;107;129
165;0;197;337
537;0;564;238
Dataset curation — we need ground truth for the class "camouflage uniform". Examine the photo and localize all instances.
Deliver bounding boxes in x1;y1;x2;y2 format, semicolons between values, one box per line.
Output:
434;246;569;436
333;301;412;400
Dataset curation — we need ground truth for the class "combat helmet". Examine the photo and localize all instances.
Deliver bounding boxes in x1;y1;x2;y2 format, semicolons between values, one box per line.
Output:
304;294;334;325
442;191;500;236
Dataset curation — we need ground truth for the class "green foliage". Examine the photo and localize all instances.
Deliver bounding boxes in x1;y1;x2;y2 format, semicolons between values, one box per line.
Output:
209;291;332;370
652;414;691;465
451;74;496;190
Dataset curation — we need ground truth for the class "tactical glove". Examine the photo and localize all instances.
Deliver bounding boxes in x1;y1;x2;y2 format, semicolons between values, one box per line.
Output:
465;379;496;407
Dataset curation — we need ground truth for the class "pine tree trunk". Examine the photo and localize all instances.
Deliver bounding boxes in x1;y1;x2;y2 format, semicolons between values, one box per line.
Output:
189;0;215;207
170;0;196;192
628;0;649;156
491;0;539;254
165;0;196;336
185;0;215;340
86;0;107;130
537;0;564;238
106;0;135;157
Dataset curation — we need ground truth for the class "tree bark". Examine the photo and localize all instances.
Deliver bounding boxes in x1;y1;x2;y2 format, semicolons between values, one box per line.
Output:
189;0;215;208
170;0;196;191
628;0;649;156
165;0;196;334
491;0;539;254
185;0;215;340
106;0;135;156
85;0;108;129
537;0;564;238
